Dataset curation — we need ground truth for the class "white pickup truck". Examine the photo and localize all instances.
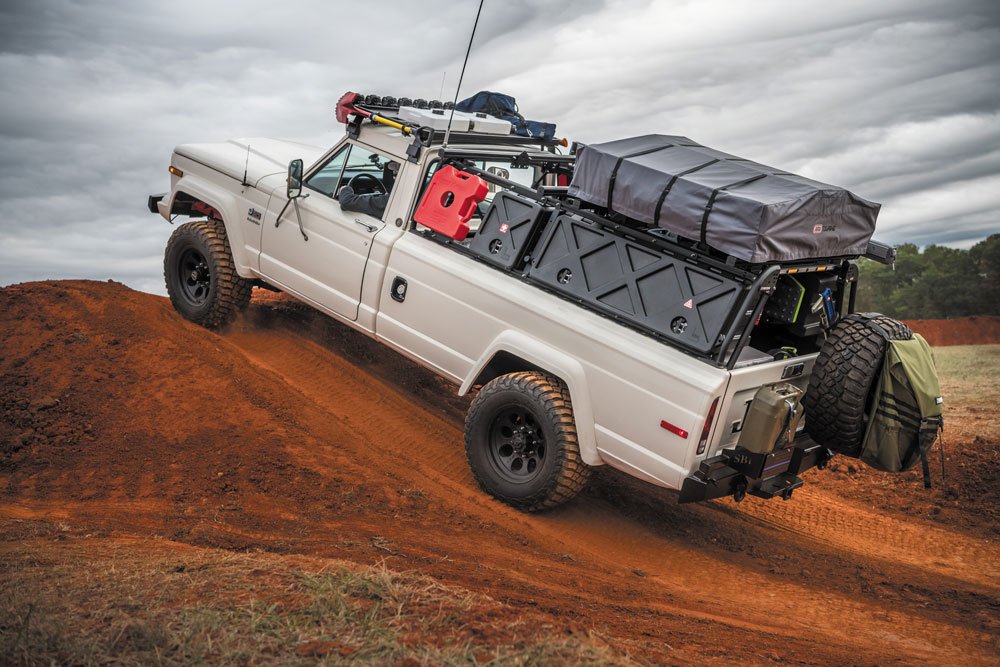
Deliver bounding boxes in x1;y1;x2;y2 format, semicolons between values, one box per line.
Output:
149;96;901;510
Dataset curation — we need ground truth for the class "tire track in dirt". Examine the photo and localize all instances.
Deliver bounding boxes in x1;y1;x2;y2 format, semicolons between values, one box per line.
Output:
730;486;998;588
225;324;1000;665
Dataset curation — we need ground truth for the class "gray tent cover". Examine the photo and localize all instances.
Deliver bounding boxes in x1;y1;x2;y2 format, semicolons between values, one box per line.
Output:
567;135;880;264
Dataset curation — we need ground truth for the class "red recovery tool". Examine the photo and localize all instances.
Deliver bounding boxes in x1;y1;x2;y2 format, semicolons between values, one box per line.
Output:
413;165;488;241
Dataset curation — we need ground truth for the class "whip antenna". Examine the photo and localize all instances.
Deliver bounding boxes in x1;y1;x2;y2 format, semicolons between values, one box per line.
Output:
443;0;485;148
241;144;251;187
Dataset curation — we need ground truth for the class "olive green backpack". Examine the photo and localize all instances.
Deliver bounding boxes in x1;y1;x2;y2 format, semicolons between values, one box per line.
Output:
860;318;944;481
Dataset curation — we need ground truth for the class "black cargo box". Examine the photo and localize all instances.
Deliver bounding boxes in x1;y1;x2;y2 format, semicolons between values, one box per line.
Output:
525;211;745;354
467;191;553;270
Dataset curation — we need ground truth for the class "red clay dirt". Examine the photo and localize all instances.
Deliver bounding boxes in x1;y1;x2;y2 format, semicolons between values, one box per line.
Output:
2;280;998;665
904;316;1000;346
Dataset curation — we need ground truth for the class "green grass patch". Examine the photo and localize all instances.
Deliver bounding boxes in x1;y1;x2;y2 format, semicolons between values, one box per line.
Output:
931;344;1000;440
0;523;630;666
932;344;1000;385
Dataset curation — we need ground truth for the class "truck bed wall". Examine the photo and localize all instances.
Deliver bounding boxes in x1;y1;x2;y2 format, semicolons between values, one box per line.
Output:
375;232;732;489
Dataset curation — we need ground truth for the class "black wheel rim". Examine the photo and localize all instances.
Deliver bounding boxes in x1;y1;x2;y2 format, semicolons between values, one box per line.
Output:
176;247;212;306
487;406;546;484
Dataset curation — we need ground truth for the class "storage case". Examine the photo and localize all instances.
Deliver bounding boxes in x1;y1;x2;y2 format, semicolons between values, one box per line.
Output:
467;112;513;135
525;211;744;354
397;106;471;131
467;191;553;270
396;107;512;135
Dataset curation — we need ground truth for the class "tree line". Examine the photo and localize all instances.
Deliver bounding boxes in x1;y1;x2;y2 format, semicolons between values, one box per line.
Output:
855;234;1000;319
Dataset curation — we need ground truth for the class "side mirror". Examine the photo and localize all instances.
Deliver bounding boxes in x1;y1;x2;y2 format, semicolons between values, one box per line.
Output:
286;159;304;199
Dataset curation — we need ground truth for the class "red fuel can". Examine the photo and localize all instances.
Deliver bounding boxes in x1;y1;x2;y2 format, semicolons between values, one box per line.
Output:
413;166;488;241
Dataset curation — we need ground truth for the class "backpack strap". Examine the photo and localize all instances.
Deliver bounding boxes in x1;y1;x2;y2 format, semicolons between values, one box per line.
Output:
921;452;932;489
908;416;943;488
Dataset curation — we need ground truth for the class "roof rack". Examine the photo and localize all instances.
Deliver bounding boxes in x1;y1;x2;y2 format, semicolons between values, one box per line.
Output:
337;90;565;161
426;130;560;149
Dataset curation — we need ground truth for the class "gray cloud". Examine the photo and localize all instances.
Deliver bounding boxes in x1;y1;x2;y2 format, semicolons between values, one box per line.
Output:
1;0;998;294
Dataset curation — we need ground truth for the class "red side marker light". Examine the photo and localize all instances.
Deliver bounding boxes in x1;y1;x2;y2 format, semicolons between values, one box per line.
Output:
660;419;689;439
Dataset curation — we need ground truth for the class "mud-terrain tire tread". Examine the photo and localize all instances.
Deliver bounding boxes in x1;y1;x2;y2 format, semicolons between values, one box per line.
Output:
465;371;591;512
803;313;912;455
164;219;252;328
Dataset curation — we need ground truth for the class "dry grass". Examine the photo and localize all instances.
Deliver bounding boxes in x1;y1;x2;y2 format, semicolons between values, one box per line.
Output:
933;344;1000;441
0;521;631;666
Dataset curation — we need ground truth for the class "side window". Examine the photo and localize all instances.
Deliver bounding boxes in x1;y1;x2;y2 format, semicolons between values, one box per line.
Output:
304;145;349;197
478;160;535;202
421;161;440;192
305;144;400;203
341;147;399;202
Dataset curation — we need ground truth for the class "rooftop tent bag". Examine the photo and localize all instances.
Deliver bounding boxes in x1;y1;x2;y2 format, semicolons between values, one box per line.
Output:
455;91;557;141
567;135;880;264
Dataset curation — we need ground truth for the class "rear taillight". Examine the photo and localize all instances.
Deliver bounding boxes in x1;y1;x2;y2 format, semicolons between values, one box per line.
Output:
696;397;720;455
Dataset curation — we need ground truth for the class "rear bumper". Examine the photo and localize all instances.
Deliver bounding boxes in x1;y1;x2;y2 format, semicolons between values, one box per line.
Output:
678;435;832;503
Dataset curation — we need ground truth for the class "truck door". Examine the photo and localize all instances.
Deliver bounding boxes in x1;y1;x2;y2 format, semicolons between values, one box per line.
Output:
259;142;396;321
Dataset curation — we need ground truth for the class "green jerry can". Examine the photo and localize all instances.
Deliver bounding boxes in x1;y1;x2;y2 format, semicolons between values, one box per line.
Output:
737;383;804;454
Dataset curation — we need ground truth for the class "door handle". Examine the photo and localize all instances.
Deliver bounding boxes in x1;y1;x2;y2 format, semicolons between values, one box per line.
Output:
354;218;378;233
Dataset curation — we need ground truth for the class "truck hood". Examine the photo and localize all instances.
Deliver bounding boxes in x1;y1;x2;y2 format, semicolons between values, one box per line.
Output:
175;138;325;187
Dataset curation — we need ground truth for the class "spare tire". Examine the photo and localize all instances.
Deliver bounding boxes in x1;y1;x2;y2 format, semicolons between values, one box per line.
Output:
803;313;912;457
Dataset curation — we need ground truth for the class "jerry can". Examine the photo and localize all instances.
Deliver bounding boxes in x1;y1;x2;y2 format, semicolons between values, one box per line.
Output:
737;383;804;454
413;165;489;241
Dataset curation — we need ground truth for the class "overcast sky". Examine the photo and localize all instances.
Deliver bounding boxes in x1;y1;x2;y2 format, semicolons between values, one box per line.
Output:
1;0;998;294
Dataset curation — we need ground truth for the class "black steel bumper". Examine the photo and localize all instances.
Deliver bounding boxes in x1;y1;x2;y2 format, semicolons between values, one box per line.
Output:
679;435;832;503
147;193;165;214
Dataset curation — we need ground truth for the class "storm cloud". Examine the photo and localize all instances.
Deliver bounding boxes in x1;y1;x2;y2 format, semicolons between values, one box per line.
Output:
1;0;997;293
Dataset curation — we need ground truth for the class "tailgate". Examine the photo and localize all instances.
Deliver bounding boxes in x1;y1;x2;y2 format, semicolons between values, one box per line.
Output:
709;353;818;457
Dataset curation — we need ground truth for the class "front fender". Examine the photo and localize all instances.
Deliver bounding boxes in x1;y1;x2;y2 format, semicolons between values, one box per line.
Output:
163;170;255;278
461;330;602;466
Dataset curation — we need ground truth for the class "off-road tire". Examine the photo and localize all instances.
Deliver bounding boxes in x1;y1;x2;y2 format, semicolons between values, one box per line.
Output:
164;219;252;328
465;372;591;511
803;313;912;456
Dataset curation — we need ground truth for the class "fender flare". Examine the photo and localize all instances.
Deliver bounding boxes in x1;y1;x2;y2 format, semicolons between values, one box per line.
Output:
163;175;254;278
460;330;602;466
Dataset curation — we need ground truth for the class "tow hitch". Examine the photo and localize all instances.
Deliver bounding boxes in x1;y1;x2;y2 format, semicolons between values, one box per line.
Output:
678;436;832;503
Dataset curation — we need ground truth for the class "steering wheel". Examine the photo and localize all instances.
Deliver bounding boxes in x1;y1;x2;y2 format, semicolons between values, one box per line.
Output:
347;173;386;194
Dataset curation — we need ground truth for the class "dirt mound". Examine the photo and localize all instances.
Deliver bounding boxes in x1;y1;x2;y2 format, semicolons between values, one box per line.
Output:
2;280;998;665
904;316;1000;346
